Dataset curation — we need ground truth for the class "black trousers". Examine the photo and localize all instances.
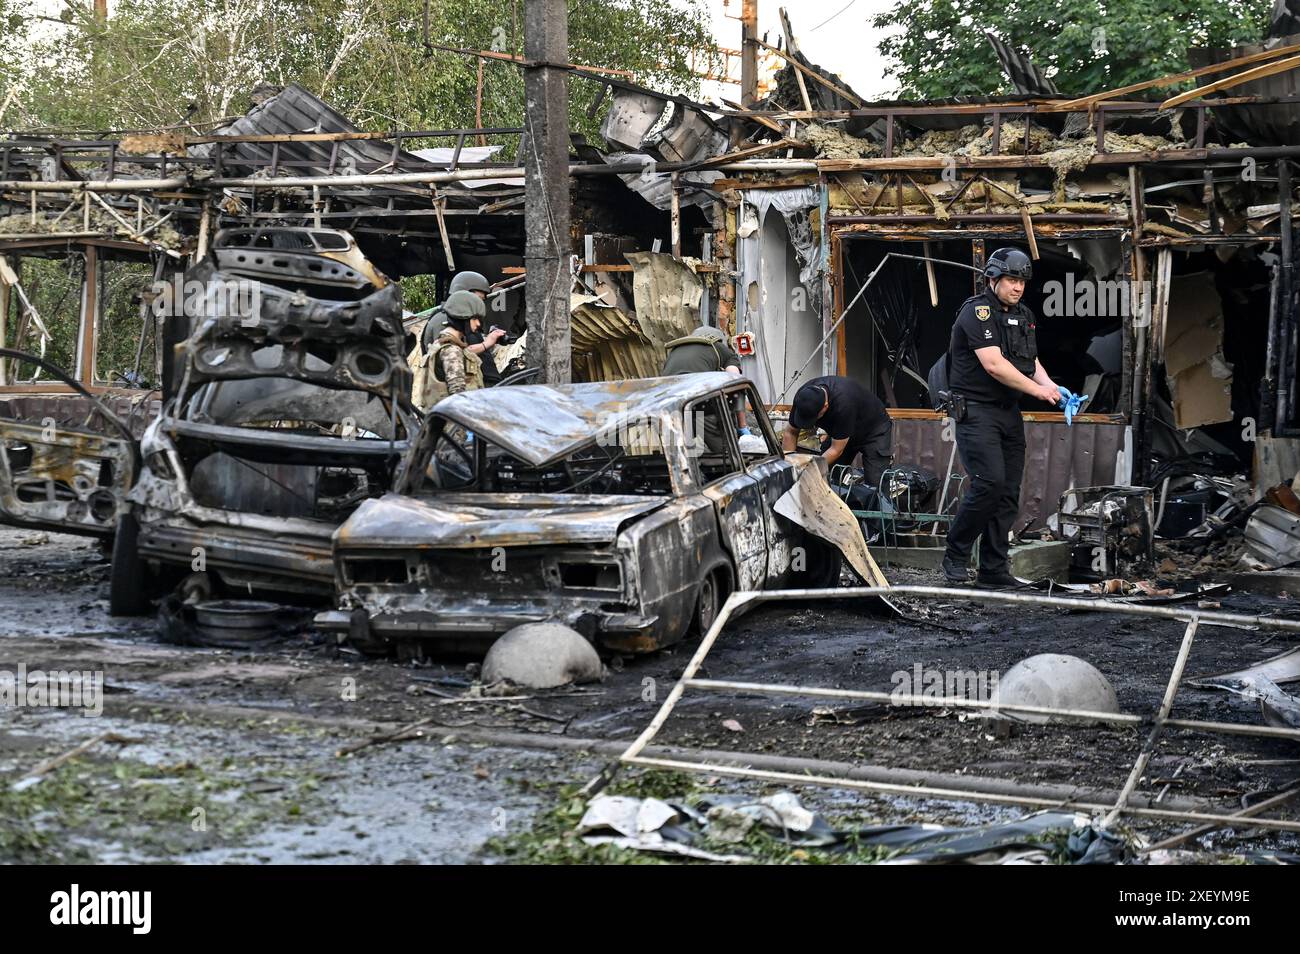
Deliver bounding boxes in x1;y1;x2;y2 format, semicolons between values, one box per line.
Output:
821;425;893;488
945;402;1025;574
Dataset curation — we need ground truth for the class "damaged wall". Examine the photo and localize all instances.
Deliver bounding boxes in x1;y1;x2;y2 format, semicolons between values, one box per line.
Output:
1165;272;1234;429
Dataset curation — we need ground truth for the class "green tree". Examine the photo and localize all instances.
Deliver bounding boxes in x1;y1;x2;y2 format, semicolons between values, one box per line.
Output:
0;0;718;149
873;0;1274;99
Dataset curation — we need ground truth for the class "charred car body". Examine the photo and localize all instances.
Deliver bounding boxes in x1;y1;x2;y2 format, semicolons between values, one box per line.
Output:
318;373;842;654
113;227;418;612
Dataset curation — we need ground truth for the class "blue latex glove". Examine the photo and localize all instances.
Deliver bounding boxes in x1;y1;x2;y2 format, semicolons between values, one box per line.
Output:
1056;387;1089;426
737;427;753;437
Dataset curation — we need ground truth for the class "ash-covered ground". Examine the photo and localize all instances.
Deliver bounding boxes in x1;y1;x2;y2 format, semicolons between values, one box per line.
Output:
2;527;1296;863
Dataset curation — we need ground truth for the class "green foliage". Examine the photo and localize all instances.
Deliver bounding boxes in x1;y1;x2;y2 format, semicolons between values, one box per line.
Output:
0;754;321;863
399;273;441;314
872;0;1274;99
0;0;718;148
483;771;897;865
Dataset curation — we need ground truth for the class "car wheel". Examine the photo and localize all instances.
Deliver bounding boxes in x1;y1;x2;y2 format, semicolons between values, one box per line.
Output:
109;512;153;616
800;537;843;589
691;569;722;636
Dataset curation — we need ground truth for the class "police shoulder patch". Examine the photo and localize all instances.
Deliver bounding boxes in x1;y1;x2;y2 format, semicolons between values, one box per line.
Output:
975;305;991;321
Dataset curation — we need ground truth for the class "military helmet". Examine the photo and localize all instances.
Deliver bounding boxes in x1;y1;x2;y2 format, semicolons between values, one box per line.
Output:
439;289;486;336
984;247;1033;281
448;271;490;295
443;289;486;320
693;325;727;343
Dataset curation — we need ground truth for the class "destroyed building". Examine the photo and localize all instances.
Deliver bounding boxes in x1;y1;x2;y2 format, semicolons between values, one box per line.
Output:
3;3;1300;870
1;22;1299;580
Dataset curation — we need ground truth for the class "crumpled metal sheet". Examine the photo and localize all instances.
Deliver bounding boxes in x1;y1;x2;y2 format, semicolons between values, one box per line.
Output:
335;491;667;550
1243;504;1300;569
624;251;704;343
431;372;735;467
1190;36;1300;147
608;158;722;210
1191;645;1300;687
890;418;1130;530
598;89;666;150
187;83;437;197
1193;674;1300;729
774;454;888;586
576;791;1129;864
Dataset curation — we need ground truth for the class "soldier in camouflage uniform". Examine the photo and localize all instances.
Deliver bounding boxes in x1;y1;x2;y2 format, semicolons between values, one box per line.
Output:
409;290;486;411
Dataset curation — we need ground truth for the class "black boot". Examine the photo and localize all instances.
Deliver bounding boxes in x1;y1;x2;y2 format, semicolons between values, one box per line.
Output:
976;569;1021;588
941;554;971;584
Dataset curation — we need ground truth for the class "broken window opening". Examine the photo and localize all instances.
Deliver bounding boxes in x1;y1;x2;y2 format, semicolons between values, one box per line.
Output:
93;257;157;388
426;424;677;498
839;235;1130;416
1;253;84;383
687;395;745;485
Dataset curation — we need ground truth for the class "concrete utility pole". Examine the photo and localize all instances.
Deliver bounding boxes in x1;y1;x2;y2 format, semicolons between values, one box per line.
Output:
523;0;571;384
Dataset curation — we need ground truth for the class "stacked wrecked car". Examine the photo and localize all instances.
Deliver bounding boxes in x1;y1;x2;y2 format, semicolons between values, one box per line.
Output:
112;227;418;614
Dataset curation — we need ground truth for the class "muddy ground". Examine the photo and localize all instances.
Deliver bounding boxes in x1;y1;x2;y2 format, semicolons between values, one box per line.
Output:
1;526;1297;863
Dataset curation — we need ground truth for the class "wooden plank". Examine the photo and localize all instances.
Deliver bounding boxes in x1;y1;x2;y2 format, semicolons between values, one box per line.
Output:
502;264;721;274
1160;54;1300;109
1053;40;1300;111
712;174;820;191
778;8;812;112
816;148;1210;172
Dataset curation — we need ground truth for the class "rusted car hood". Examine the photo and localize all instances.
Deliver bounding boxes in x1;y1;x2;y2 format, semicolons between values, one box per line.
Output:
335;492;669;549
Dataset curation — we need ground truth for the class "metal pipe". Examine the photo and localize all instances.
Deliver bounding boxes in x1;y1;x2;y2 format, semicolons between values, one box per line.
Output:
0;158;821;196
751;584;1300;632
0;177;188;192
586;583;1300;825
626;756;1300;833
686;678;1141;725
828;214;1126;224
1141;787;1300;853
684;677;1300;742
579;588;751;796
1104;618;1199;827
1281;158;1296;430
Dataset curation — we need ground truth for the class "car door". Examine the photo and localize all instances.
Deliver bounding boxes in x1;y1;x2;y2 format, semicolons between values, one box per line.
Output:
687;394;768;592
0;418;135;537
727;383;803;584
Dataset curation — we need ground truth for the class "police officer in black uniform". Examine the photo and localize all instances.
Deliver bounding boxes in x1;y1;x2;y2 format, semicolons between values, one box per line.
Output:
942;247;1064;587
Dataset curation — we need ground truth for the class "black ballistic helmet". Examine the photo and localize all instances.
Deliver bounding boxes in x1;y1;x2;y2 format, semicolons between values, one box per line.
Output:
984;247;1033;281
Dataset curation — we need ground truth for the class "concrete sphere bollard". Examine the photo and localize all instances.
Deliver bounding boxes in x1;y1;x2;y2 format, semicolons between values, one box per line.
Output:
481;622;604;689
993;653;1119;724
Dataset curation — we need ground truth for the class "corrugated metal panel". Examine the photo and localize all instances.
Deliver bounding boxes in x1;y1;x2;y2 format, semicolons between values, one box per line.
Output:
889;417;1129;528
570;295;664;381
188;84;435;198
984;33;1059;96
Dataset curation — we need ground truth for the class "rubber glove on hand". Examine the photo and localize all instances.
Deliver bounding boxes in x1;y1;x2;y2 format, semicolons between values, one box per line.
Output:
737;427;753;437
1056;388;1089;426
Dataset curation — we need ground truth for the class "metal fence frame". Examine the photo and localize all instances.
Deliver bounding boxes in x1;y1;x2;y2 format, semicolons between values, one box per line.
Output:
586;584;1300;835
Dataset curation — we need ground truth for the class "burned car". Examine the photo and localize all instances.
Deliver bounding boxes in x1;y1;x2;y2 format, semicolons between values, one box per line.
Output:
112;227;418;613
318;373;844;655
